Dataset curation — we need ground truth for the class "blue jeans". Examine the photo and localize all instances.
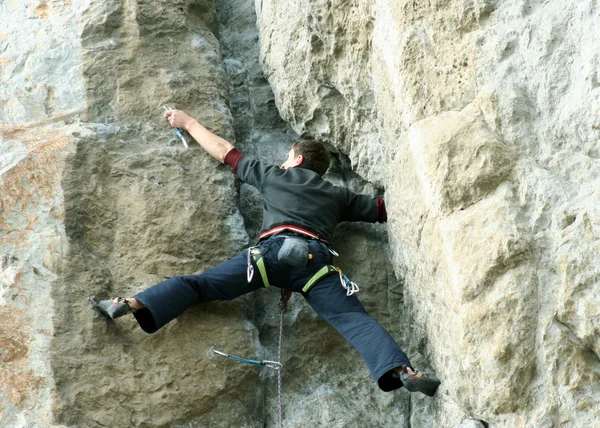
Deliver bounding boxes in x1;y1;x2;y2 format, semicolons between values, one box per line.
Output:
133;235;411;391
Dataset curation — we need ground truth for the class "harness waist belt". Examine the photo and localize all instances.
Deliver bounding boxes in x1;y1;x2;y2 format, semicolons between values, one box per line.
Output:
259;225;330;245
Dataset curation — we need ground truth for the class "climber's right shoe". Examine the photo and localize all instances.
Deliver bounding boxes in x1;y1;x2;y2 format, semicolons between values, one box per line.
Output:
89;296;135;319
400;367;441;397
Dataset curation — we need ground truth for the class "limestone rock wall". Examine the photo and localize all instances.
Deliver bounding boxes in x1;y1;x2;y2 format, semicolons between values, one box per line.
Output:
256;0;600;426
2;0;403;427
1;1;88;425
2;0;600;426
2;1;262;426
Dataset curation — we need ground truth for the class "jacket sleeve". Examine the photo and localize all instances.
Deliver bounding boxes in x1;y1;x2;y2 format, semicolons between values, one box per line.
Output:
224;147;278;190
340;188;387;223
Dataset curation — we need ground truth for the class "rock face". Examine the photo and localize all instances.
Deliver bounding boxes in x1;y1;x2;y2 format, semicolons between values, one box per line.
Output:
1;0;599;427
257;0;600;427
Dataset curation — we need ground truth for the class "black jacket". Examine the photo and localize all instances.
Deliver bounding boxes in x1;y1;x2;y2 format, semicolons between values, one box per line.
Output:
225;148;386;243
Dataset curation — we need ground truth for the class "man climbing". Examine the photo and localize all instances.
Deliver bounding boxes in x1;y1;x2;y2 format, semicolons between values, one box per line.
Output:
94;109;441;396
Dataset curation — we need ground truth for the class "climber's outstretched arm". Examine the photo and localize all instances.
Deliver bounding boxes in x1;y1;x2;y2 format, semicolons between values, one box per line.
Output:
166;109;234;163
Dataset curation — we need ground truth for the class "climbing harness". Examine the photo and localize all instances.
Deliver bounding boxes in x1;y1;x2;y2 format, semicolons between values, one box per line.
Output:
299;265;359;296
247;241;356;296
259;224;331;245
247;246;271;286
246;236;286;286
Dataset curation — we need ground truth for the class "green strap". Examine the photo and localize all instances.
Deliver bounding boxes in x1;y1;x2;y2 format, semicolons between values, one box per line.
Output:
251;246;340;293
302;265;339;293
251;248;271;288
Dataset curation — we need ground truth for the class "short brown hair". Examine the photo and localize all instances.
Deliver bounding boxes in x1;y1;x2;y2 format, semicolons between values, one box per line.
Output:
292;140;330;176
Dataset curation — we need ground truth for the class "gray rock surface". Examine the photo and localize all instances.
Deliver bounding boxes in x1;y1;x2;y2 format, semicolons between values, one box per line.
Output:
257;0;600;426
2;0;600;426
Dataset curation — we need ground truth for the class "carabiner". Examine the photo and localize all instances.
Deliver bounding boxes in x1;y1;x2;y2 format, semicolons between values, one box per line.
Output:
247;248;255;283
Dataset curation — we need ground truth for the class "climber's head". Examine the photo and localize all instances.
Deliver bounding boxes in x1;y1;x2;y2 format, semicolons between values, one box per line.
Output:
281;140;330;176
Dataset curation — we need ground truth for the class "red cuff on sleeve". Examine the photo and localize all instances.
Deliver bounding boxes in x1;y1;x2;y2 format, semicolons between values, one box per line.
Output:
376;198;387;223
224;147;245;174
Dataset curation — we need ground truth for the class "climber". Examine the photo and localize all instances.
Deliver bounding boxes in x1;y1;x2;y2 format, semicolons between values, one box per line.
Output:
94;109;441;397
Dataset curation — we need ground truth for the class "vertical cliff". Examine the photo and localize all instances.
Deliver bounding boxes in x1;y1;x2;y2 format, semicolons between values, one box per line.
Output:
256;0;600;426
1;0;599;427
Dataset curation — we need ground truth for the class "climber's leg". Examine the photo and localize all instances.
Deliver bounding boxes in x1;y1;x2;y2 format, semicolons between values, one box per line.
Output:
130;249;263;333
303;274;411;391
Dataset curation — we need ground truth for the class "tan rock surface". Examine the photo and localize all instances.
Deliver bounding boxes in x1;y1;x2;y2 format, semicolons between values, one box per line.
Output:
1;121;81;427
3;0;600;426
257;0;600;426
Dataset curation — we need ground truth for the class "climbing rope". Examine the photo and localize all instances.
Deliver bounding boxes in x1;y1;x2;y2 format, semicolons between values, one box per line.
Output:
277;289;291;428
212;288;292;428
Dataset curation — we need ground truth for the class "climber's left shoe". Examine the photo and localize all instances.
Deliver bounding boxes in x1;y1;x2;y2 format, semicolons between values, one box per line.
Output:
89;296;135;319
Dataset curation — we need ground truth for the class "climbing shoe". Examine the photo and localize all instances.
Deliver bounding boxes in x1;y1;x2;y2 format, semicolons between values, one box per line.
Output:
400;367;441;397
89;296;135;319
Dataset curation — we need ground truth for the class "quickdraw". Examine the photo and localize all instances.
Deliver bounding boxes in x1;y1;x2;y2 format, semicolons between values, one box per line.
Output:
246;246;255;282
339;271;359;296
211;348;282;370
162;106;189;149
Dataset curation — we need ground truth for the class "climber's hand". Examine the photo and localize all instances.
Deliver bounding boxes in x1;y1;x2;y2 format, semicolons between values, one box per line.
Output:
165;109;195;131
